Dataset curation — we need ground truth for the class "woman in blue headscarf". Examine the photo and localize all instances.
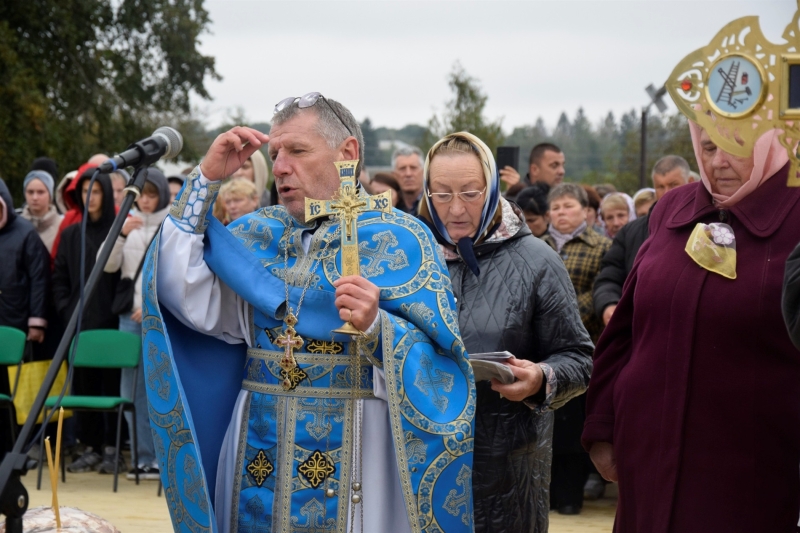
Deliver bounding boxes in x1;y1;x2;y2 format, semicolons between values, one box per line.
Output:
418;132;593;533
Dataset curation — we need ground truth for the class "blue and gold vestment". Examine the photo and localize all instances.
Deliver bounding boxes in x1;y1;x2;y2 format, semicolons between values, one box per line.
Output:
141;172;476;533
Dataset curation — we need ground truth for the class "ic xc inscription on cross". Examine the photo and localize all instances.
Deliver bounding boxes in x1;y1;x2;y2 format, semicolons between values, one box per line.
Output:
305;159;393;333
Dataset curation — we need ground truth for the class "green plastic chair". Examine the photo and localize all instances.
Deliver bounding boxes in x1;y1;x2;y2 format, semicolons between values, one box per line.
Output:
0;326;27;446
37;329;142;492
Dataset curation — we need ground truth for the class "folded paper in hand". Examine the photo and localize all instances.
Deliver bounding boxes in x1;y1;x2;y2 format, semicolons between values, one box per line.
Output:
469;351;516;384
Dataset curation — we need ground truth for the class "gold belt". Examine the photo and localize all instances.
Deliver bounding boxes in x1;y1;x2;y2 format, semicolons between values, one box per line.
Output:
242;348;375;398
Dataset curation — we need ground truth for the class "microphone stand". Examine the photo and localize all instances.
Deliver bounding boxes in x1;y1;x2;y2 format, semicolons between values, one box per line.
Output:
0;165;151;533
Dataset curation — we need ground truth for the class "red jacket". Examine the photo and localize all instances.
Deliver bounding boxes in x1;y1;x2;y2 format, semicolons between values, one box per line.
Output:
50;163;122;262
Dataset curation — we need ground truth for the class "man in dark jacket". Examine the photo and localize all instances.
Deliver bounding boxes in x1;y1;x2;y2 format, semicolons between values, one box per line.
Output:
784;241;800;350
593;156;694;325
0;177;50;454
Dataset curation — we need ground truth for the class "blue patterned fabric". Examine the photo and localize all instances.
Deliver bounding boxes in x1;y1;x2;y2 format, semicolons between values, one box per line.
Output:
142;186;476;532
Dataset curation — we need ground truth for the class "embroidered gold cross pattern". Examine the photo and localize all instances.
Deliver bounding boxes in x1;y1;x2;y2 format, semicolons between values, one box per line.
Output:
297;450;336;489
147;343;172;401
443;464;472;526
414;353;455;414
305;340;344;355
183;455;209;513
279;366;309;392
247;449;274;487
305;160;393;334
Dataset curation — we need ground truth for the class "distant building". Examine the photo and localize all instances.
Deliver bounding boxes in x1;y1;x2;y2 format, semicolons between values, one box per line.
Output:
378;139;414;152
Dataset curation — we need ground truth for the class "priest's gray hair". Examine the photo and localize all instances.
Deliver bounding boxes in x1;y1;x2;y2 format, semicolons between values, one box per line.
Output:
391;145;424;170
272;97;365;176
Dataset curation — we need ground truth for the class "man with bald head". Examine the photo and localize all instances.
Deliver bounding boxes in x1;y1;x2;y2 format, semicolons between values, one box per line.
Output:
147;94;474;532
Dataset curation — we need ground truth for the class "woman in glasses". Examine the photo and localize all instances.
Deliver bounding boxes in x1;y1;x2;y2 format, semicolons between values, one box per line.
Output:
418;132;593;533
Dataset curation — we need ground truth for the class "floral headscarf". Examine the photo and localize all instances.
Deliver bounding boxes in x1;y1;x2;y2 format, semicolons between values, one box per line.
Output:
418;132;501;276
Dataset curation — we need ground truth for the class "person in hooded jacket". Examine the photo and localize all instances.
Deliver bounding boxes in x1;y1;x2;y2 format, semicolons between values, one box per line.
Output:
101;167;170;480
50;154;109;263
52;170;122;473
417;132;593;533
19;170;64;254
0;178;50;455
54;171;77;216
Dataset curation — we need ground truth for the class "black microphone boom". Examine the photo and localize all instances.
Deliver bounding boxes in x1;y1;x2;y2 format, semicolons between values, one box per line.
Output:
98;126;183;172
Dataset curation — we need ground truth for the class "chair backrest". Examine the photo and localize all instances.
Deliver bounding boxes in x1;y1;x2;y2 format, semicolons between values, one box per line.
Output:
70;330;141;369
0;326;26;366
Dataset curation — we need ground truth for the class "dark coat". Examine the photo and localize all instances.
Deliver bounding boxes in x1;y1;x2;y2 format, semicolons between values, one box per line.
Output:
541;227;610;460
592;212;650;318
583;165;800;533
0;178;49;331
542;227;611;343
52;173;120;330
444;217;594;533
784;241;800;350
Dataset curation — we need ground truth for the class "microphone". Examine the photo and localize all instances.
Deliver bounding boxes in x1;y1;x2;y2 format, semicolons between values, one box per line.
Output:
98;127;183;172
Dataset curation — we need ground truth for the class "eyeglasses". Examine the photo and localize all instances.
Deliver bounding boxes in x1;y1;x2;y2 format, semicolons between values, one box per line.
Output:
273;92;353;136
427;187;486;204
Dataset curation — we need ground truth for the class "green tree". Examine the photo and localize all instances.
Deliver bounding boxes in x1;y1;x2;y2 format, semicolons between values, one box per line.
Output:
0;0;218;202
505;118;551;175
568;107;600;180
426;62;505;153
360;117;381;166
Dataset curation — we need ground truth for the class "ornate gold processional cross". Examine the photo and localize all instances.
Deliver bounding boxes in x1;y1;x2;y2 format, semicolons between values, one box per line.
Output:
305;160;393;334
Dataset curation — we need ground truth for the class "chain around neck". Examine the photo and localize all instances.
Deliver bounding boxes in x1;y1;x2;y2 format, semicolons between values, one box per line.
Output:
282;230;319;321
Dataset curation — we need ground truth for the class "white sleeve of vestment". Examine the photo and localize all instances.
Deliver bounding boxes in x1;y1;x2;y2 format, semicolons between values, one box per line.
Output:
157;217;251;345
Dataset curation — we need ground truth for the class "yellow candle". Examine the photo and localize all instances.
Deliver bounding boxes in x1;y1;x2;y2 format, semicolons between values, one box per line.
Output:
44;437;61;528
54;408;63;484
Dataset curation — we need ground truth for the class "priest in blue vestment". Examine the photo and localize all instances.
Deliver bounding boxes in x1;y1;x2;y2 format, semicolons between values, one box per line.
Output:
140;94;478;533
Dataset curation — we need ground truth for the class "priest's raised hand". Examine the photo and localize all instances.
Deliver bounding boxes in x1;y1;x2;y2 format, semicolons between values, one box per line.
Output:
200;126;269;181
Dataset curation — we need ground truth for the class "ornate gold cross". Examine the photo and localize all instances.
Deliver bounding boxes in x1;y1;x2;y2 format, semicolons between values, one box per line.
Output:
305;160;393;334
276;312;304;389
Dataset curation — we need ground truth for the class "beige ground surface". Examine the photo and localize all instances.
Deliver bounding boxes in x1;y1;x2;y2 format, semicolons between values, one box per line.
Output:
22;467;616;532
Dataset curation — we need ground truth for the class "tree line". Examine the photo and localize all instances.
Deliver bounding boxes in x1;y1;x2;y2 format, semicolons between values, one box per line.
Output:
362;63;697;194
1;3;695;202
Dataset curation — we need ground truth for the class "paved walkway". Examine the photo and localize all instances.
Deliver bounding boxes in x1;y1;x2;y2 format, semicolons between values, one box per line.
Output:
21;468;617;532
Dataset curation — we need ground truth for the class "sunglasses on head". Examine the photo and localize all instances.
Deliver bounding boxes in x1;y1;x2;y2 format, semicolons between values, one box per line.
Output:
273;92;353;136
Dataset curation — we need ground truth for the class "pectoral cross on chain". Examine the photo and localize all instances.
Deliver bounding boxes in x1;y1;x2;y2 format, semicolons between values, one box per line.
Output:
277;312;303;374
305;160;393;334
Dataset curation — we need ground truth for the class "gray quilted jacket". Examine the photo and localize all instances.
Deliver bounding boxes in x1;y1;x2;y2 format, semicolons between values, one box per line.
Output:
446;219;593;533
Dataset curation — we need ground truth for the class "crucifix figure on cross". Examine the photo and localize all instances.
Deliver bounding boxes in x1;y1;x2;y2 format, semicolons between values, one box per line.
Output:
305;159;393;334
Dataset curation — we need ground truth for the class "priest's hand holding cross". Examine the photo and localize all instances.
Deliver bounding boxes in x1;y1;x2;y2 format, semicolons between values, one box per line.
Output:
333;275;380;332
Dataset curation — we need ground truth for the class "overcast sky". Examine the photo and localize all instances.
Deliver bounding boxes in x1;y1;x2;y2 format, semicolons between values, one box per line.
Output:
191;0;795;133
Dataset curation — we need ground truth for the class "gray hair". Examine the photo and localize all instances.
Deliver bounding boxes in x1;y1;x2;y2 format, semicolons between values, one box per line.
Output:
391;145;424;170
272;96;365;175
548;183;588;208
651;155;691;182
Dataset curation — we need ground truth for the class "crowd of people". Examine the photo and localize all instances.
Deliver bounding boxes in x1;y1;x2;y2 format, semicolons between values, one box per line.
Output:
0;159;192;481
1;97;800;533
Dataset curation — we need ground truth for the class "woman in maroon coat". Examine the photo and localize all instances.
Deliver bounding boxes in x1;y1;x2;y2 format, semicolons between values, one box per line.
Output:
583;123;800;533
